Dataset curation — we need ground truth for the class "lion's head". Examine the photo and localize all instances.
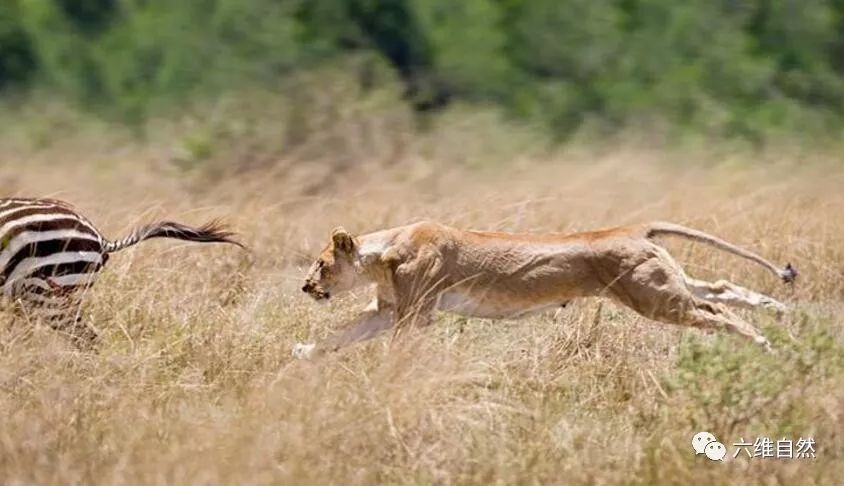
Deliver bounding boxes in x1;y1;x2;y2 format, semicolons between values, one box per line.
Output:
301;227;362;301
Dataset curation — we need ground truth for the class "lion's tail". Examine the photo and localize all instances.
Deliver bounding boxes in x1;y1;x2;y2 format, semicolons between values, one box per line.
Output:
643;222;796;283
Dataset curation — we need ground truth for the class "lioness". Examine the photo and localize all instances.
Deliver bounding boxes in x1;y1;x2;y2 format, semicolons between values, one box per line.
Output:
294;221;795;358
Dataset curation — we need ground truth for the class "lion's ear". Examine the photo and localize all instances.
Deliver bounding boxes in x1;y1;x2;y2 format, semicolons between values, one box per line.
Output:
331;227;356;254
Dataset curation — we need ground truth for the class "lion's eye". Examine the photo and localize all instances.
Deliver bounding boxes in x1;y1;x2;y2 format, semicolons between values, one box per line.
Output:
320;267;329;277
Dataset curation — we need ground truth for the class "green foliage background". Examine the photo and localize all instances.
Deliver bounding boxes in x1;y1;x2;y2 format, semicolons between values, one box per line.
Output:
3;0;844;140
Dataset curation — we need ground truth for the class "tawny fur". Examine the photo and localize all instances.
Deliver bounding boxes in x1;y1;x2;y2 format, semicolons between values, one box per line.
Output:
295;221;794;358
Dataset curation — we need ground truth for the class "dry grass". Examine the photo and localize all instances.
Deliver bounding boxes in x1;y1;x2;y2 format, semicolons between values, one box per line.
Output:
0;131;842;485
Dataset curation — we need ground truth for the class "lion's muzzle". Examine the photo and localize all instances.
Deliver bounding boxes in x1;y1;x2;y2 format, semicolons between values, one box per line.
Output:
302;281;330;300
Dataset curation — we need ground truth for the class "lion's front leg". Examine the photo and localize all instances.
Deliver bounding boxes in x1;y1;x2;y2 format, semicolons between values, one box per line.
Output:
388;248;445;338
292;298;396;359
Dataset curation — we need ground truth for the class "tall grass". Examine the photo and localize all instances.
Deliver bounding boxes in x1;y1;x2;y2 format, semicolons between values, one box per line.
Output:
0;116;842;484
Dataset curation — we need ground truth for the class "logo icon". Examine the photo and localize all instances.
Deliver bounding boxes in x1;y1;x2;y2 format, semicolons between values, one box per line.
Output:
692;431;717;455
693;432;817;462
704;441;727;461
692;432;726;461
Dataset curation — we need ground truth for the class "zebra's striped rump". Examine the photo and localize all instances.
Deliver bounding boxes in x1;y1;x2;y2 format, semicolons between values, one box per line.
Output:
0;197;242;347
0;200;104;345
1;200;105;296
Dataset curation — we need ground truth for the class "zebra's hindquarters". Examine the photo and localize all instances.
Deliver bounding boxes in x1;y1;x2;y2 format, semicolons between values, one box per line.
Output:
1;198;106;294
0;198;107;347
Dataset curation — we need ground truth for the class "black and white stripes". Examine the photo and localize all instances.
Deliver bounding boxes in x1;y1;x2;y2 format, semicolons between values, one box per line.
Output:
0;197;241;345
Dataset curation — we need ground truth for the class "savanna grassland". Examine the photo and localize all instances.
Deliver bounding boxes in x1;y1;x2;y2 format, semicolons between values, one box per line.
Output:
0;106;842;485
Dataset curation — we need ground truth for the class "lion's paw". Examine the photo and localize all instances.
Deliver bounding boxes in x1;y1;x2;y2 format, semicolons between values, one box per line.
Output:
292;342;316;360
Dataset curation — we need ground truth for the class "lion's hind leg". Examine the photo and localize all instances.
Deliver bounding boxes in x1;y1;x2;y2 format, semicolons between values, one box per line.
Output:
677;301;772;351
684;277;787;318
629;288;772;351
614;251;772;350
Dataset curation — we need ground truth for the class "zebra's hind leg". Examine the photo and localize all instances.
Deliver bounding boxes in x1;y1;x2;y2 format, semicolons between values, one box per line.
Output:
44;308;99;350
16;284;98;350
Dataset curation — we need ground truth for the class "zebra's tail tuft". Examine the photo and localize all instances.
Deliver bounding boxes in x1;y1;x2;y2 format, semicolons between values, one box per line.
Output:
104;219;245;253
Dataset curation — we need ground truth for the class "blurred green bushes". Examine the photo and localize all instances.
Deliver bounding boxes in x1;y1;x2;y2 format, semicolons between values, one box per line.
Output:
3;0;844;140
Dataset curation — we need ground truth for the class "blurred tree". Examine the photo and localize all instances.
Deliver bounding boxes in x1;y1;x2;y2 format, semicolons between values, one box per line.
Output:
608;0;773;135
0;1;35;87
347;0;449;111
4;0;844;140
747;0;844;110
411;0;514;102
500;0;624;133
53;0;117;36
18;0;304;121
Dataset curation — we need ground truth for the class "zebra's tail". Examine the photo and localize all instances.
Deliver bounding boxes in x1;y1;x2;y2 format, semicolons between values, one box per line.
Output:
104;219;245;253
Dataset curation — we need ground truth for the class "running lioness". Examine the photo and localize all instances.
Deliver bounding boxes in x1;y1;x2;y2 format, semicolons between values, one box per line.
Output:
295;221;795;358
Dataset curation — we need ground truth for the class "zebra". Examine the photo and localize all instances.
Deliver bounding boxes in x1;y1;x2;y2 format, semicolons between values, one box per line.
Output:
0;197;243;346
